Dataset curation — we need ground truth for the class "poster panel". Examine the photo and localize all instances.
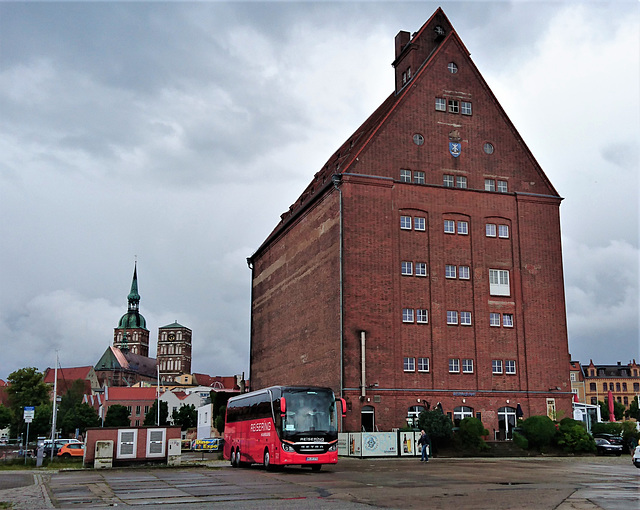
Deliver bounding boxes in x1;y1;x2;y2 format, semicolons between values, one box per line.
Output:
399;431;417;457
348;433;362;457
338;433;349;456
361;432;397;457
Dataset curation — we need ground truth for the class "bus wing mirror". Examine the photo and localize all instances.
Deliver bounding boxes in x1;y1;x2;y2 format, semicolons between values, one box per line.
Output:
340;398;347;417
280;397;286;416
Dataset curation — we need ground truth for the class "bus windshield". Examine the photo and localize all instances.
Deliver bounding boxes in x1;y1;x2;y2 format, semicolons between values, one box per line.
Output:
281;388;338;439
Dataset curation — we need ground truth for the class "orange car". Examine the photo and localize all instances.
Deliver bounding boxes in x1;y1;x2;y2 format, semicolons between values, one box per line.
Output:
57;442;84;458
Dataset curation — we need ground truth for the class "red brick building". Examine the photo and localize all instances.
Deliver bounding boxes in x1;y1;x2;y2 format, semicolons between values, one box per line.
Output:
248;8;572;437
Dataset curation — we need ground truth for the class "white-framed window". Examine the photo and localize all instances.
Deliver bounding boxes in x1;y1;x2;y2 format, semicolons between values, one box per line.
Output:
454;406;474;422
414;217;426;231
404;357;415;372
461;101;472;115
402;261;413;275
456;176;467;188
414;134;424;145
457;221;468;235
415;262;428;276
447;311;458;325
418;357;430;372
490;313;501;327
489;269;510;296
444;220;455;234
435;97;446;111
492;360;503;374
485;179;496;192
505;360;516;375
483;142;494;154
498;225;509;238
486;224;497;237
460;311;472;326
402;308;414;323
445;264;457;279
497;180;508;193
414;171;425;184
146;428;166;457
449;358;460;373
117;429;138;459
402;67;411;84
503;314;514;327
401;215;412;230
443;174;454;187
459;266;470;280
462;359;474;373
400;169;412;182
416;309;429;324
570;372;577;382
448;99;459;113
448;62;458;74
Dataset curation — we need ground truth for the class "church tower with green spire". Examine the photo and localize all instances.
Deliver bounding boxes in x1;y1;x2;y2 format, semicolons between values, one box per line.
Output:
113;262;150;357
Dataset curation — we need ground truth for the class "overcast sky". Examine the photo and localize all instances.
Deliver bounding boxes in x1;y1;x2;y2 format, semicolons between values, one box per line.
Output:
1;1;638;382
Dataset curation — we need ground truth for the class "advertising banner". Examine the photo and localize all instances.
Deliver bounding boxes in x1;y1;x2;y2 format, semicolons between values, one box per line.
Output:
361;432;397;457
191;438;223;451
399;431;418;457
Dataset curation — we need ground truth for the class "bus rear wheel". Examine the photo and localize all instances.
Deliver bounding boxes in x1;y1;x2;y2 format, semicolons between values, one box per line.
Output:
231;448;238;467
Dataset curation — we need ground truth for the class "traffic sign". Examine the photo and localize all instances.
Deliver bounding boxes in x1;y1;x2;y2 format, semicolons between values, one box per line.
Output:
24;406;35;423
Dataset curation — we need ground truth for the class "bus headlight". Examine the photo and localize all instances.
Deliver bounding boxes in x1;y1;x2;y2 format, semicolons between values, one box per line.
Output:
282;443;294;452
328;443;337;451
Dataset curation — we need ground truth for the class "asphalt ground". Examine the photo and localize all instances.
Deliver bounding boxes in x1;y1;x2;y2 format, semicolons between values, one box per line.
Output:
0;455;638;509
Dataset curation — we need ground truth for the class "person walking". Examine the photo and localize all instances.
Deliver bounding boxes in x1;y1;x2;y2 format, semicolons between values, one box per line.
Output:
418;429;431;462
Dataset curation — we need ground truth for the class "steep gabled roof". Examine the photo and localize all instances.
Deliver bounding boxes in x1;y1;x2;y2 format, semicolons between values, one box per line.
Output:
43;366;93;384
251;7;560;259
105;386;158;402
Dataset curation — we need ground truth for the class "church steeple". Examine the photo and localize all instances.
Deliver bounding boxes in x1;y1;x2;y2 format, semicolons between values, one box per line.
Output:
114;261;149;357
127;262;140;313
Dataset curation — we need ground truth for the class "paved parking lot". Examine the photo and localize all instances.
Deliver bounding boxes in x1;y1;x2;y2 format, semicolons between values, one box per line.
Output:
1;455;638;509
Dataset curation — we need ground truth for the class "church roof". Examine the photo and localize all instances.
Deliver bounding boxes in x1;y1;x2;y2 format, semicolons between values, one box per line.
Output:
95;346;157;379
159;321;188;330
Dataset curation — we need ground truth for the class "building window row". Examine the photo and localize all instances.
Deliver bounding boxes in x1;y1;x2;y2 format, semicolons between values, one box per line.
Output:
404;357;430;372
485;179;508;193
490;313;514;327
403;308;429;324
486;223;510;238
447;310;472;326
400;169;426;184
444;219;468;235
492;359;517;375
449;358;474;373
401;215;426;231
445;264;470;280
401;261;428;276
443;174;468;188
601;382;631;392
435;97;472;116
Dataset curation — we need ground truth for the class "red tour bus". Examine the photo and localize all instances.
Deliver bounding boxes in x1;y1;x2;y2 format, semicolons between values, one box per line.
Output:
224;386;346;471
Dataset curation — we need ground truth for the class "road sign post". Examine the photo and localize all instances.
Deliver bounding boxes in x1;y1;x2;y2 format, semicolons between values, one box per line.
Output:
23;406;34;465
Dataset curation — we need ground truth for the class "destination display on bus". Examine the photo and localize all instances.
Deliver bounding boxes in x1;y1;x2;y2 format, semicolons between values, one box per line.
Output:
223;386;346;471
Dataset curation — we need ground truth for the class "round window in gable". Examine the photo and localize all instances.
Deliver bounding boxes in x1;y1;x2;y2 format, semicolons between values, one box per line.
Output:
413;133;425;146
448;62;458;74
483;142;494;154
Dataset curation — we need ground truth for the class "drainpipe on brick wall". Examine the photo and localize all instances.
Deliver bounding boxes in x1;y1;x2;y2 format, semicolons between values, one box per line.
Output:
360;331;366;399
332;175;344;405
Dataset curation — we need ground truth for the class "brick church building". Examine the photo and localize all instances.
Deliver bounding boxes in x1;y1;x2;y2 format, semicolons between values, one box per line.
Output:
248;8;572;437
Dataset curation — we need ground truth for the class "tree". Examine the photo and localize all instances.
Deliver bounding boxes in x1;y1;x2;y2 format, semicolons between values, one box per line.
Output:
31;403;53;437
598;398;626;422
172;404;197;430
104;405;131;427
0;404;12;429
144;400;169;426
211;391;233;434
61;403;100;436
455;417;489;451
6;367;51;436
418;410;453;456
519;415;556;451
626;396;640;421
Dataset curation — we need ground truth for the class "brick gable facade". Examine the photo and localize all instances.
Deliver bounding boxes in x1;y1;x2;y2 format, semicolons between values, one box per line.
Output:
249;8;571;435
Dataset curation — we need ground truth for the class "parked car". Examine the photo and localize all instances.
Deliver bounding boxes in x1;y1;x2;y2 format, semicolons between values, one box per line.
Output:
593;433;627;453
57;443;85;458
633;445;640;468
594;438;622;456
42;440;66;456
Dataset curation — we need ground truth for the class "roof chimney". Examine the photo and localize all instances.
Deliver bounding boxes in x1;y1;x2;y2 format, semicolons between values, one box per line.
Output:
395;31;410;59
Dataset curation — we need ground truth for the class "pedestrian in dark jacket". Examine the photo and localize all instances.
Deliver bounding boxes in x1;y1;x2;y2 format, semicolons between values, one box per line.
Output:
418;429;431;462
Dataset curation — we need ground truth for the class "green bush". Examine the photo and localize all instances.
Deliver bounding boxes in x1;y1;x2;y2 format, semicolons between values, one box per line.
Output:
519;415;557;451
556;418;595;453
418;410;453;456
455;417;489;451
513;431;528;450
591;422;622;435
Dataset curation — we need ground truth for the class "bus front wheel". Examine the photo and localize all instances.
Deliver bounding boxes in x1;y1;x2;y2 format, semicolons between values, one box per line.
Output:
231;448;238;468
264;449;273;471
